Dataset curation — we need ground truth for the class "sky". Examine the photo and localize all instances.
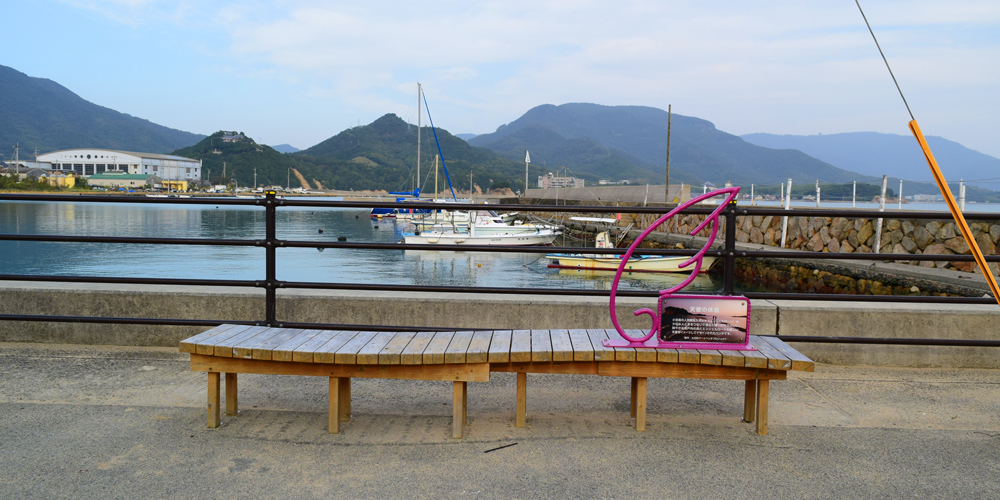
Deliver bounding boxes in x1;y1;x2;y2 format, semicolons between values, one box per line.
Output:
4;1;999;157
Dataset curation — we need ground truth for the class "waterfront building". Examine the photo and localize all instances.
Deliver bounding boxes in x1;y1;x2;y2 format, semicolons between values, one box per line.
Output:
36;149;201;181
538;172;585;189
86;172;161;189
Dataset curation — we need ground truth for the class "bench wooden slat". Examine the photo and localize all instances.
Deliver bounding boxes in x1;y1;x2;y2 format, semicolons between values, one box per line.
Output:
549;329;574;362
445;331;476;364
232;328;284;359
720;349;747;367
632;330;657;362
212;326;269;357
750;335;792;370
699;349;723;366
179;324;240;353
378;331;418;365
303;331;356;363
586;329;615;361
531;330;553;363
466;331;493;364
741;346;769;369
758;336;815;372
272;329;323;362
195;325;256;355
335;331;377;365
401;331;436;365
656;346;680;363
568;329;594;362
487;330;512;363
357;332;397;365
252;329;305;360
509;330;532;363
423;331;456;365
676;349;701;364
608;329;636;362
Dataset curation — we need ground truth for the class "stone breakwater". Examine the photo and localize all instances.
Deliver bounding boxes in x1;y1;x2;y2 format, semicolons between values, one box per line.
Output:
653;212;1000;276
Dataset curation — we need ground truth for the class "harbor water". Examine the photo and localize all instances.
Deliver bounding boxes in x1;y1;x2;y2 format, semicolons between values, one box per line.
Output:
0;199;724;293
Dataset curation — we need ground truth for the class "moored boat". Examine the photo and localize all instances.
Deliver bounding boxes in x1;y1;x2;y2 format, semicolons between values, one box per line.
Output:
403;229;560;246
545;218;714;273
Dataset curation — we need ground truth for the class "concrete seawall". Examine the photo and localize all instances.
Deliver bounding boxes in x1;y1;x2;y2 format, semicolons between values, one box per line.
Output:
0;281;996;368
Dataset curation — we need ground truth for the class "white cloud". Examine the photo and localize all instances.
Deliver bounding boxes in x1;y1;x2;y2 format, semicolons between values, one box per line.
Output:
54;0;1000;155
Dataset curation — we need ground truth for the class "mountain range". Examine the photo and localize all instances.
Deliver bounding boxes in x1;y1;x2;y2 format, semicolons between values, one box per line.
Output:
470;103;878;187
3;63;999;199
741;132;1000;190
0;64;203;155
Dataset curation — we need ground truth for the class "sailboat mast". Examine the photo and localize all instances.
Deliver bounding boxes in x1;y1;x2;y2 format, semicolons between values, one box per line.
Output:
416;83;422;193
665;104;671;202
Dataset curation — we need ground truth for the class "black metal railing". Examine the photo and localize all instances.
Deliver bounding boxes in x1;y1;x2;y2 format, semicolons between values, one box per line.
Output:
0;192;997;346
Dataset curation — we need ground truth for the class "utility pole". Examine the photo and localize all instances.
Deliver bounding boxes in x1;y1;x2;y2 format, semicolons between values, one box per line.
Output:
254;166;257;190
665;104;671;203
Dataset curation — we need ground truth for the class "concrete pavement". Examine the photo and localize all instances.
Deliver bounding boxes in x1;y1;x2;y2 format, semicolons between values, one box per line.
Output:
1;342;999;498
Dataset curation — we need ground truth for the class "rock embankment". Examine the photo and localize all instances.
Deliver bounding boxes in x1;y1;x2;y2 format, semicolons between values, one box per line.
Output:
657;213;1000;276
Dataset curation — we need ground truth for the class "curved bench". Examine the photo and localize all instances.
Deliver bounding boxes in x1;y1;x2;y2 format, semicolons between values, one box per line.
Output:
180;324;814;437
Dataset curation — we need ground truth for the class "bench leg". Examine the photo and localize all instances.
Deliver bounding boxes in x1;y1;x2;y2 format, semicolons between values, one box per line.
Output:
630;377;639;418
743;380;756;423
634;377;647;432
338;377;351;423
463;378;468;425
225;373;238;416
755;379;769;435
207;371;220;428
329;377;341;434
516;372;527;428
453;381;466;439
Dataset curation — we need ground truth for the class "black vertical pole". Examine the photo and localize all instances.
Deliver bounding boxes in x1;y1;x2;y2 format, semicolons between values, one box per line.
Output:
264;190;277;326
724;199;737;295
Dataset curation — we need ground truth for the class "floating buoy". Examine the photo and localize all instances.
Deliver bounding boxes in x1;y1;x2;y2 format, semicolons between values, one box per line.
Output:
318;229;323;234
317;247;325;252
373;225;379;229
477;263;482;268
338;236;347;241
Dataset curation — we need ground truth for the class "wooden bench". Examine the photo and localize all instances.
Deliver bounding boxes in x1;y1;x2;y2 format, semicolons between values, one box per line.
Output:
180;324;814;437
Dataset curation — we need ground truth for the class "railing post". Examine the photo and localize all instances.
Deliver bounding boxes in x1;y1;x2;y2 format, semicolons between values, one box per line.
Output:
264;190;278;327
724;199;737;295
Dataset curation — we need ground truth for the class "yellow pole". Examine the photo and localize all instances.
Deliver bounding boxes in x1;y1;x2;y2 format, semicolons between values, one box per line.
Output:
909;120;1000;306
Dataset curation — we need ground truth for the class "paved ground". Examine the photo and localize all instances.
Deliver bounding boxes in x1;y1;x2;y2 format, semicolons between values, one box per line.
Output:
1;342;999;499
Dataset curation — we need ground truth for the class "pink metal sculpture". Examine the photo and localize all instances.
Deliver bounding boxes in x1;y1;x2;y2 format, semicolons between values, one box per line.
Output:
604;186;755;351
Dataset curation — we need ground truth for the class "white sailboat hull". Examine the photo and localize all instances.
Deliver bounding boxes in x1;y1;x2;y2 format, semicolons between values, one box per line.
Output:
404;230;559;246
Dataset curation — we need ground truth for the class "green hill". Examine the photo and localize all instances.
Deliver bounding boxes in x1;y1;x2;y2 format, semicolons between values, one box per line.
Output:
298;114;542;193
0;64;204;155
470;103;876;186
174;132;332;189
475;123;703;186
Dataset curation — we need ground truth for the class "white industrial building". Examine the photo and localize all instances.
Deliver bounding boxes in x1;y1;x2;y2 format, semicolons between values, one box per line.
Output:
35;149;201;181
538;172;584;189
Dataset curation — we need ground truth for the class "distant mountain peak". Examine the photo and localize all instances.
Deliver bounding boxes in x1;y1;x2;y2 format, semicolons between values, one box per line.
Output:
0;64;204;154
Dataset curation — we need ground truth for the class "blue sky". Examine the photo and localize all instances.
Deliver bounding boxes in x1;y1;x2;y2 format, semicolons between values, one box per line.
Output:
4;1;999;157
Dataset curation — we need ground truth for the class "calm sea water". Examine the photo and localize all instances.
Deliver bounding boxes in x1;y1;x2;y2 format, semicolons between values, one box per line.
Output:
0;199;723;293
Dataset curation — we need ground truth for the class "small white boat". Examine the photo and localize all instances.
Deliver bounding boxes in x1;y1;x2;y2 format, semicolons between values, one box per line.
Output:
403;229;560;246
546;221;715;273
413;211;559;236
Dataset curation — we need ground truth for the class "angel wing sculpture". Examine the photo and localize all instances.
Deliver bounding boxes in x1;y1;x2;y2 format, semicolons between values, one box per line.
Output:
604;186;755;351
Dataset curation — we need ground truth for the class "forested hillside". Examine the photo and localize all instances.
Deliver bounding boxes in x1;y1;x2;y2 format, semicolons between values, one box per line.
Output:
174;132;332;189
298;114;542;193
472;103;874;186
0;65;203;154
